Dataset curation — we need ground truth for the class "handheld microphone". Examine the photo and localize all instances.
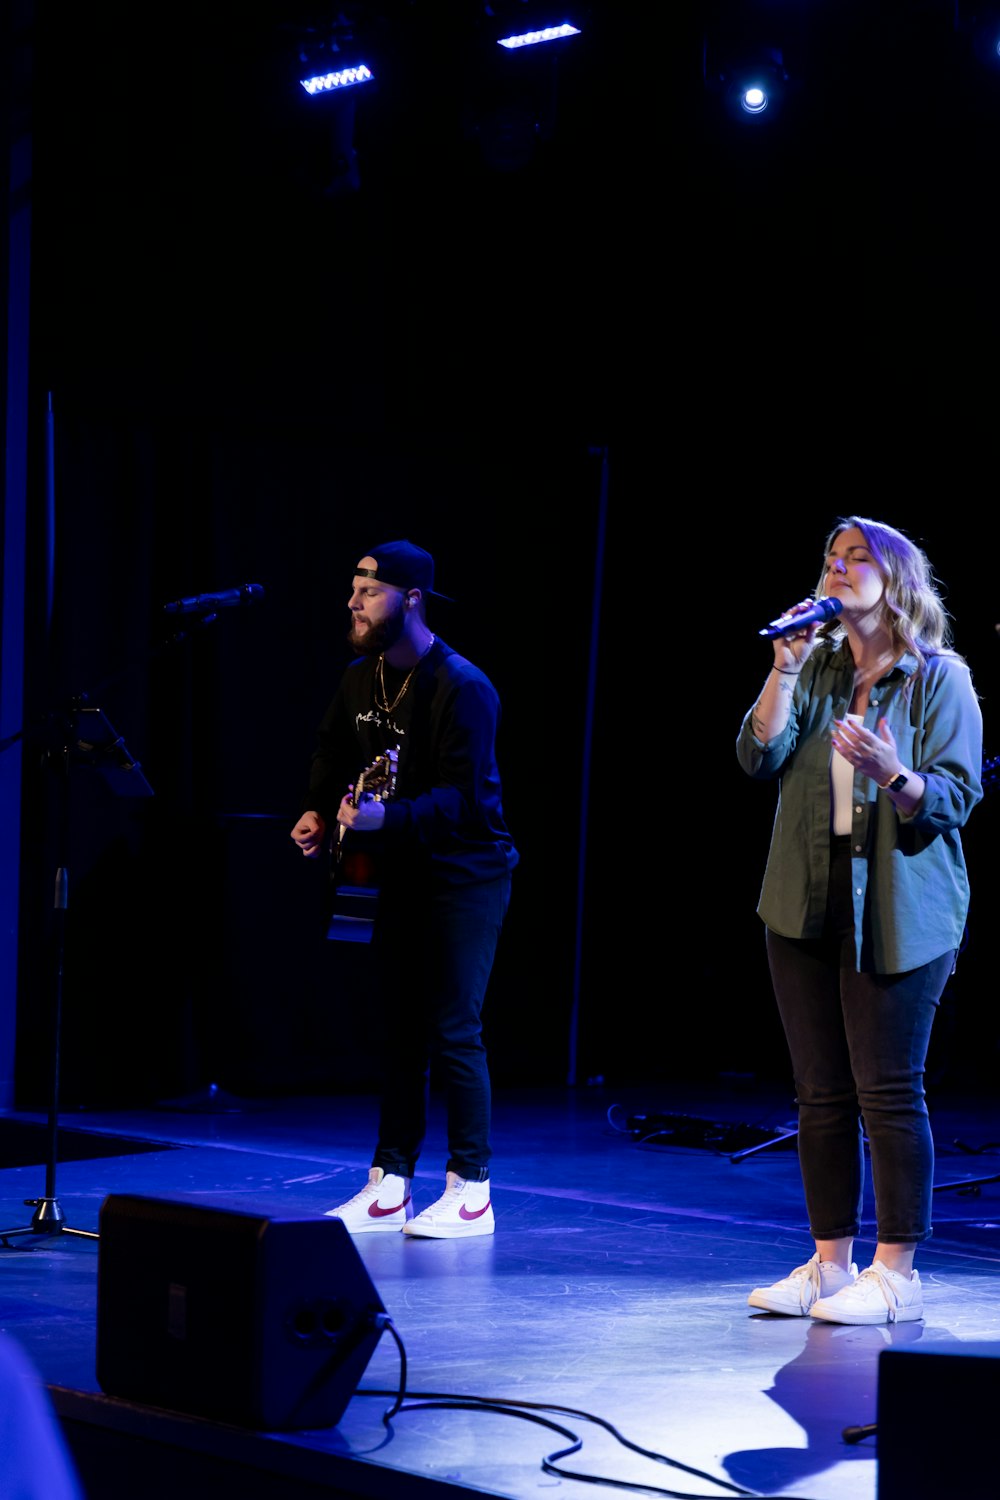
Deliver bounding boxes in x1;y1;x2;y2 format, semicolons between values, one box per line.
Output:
163;583;265;616
759;596;842;639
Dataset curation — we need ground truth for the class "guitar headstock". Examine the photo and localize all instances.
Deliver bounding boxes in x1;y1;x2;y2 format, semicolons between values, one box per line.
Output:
352;745;399;807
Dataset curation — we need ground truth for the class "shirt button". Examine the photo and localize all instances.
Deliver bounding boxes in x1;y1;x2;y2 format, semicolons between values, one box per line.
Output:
856;888;863;896
854;804;863;813
854;844;863;852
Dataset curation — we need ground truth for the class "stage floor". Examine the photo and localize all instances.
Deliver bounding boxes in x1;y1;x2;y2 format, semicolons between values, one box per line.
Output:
2;1077;1000;1500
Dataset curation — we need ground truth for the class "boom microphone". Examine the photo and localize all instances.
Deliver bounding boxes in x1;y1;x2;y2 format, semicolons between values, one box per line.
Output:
164;583;265;616
758;596;843;639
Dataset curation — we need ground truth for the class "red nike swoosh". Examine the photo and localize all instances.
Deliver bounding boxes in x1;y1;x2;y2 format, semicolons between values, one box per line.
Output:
459;1200;491;1220
368;1195;411;1218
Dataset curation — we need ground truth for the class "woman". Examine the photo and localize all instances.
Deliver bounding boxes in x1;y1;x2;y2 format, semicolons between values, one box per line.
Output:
736;516;983;1325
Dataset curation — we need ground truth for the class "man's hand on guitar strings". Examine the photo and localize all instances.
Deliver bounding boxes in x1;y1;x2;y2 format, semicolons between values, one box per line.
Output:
337;789;387;833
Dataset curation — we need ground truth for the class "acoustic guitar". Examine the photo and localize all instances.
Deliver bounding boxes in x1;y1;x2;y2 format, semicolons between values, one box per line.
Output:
326;747;399;943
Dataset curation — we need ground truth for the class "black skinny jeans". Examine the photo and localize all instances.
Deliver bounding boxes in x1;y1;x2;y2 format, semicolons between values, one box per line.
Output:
370;872;511;1182
765;837;955;1245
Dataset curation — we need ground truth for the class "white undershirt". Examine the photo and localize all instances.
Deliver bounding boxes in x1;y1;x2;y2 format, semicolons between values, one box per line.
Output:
831;713;864;836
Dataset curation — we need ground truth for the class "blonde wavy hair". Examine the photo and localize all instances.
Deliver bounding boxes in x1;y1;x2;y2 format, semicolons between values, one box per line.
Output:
814;515;959;676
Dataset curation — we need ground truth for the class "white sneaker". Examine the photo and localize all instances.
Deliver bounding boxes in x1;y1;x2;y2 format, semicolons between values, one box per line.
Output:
324;1168;413;1233
403;1171;495;1238
748;1251;858;1315
811;1260;924;1325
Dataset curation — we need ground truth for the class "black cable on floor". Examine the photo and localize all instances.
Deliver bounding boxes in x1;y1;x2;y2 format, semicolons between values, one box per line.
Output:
373;1314;406;1421
361;1320;828;1500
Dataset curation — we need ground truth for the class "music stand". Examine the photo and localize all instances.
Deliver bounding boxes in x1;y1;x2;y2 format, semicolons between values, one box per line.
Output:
0;702;153;1249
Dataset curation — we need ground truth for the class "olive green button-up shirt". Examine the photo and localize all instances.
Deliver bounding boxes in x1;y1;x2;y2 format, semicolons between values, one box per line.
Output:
737;638;984;973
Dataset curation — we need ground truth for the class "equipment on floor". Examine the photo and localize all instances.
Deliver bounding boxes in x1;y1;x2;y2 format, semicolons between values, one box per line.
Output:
96;1193;388;1430
876;1342;1000;1499
0;700;153;1249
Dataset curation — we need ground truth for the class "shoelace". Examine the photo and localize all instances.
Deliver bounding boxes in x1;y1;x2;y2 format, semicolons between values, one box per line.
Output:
418;1182;487;1218
792;1259;822;1310
778;1258;848;1310
344;1177;383;1206
852;1265;901;1312
345;1188;377;1206
421;1189;462;1216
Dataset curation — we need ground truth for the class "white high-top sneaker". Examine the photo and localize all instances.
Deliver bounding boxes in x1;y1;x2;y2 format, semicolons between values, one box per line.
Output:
325;1167;413;1232
403;1171;494;1238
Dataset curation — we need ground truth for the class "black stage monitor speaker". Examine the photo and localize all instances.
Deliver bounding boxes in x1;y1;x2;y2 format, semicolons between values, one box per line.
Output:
96;1193;387;1431
877;1341;1000;1499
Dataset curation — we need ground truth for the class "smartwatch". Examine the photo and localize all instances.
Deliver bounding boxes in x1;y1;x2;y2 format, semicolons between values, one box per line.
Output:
880;771;909;794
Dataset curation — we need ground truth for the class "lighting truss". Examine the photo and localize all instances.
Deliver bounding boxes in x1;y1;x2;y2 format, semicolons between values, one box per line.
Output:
496;22;581;51
299;63;374;96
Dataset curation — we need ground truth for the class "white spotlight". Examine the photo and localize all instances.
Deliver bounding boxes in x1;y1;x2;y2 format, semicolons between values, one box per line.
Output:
741;85;768;114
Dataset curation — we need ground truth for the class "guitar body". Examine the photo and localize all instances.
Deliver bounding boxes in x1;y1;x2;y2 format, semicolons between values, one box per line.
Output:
326;748;398;943
326;838;382;942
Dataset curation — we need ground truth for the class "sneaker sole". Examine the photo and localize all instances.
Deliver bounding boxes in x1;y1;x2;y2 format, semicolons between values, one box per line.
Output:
747;1293;811;1315
403;1221;495;1239
811;1302;924;1326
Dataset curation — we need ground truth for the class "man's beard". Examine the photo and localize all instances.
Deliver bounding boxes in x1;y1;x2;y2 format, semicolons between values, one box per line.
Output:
347;597;406;657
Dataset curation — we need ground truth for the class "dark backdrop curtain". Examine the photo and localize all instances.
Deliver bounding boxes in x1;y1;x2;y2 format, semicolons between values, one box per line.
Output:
13;1;1000;1109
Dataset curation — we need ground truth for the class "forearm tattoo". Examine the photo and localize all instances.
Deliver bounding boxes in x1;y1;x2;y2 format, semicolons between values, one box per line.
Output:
751;673;795;739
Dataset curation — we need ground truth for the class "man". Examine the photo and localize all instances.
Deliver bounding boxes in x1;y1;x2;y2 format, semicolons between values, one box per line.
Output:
290;539;518;1237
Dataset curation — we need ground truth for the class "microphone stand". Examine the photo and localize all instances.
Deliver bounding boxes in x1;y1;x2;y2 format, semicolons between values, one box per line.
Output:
0;583;264;1248
0;702;153;1248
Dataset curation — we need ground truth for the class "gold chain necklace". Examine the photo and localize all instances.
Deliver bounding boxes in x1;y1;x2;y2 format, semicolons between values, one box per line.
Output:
374;636;435;713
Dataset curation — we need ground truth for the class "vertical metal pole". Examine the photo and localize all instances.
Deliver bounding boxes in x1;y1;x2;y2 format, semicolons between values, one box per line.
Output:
44;858;68;1206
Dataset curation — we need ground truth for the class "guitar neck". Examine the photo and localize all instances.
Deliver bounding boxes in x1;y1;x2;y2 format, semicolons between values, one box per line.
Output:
326;749;399;944
334;746;400;853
